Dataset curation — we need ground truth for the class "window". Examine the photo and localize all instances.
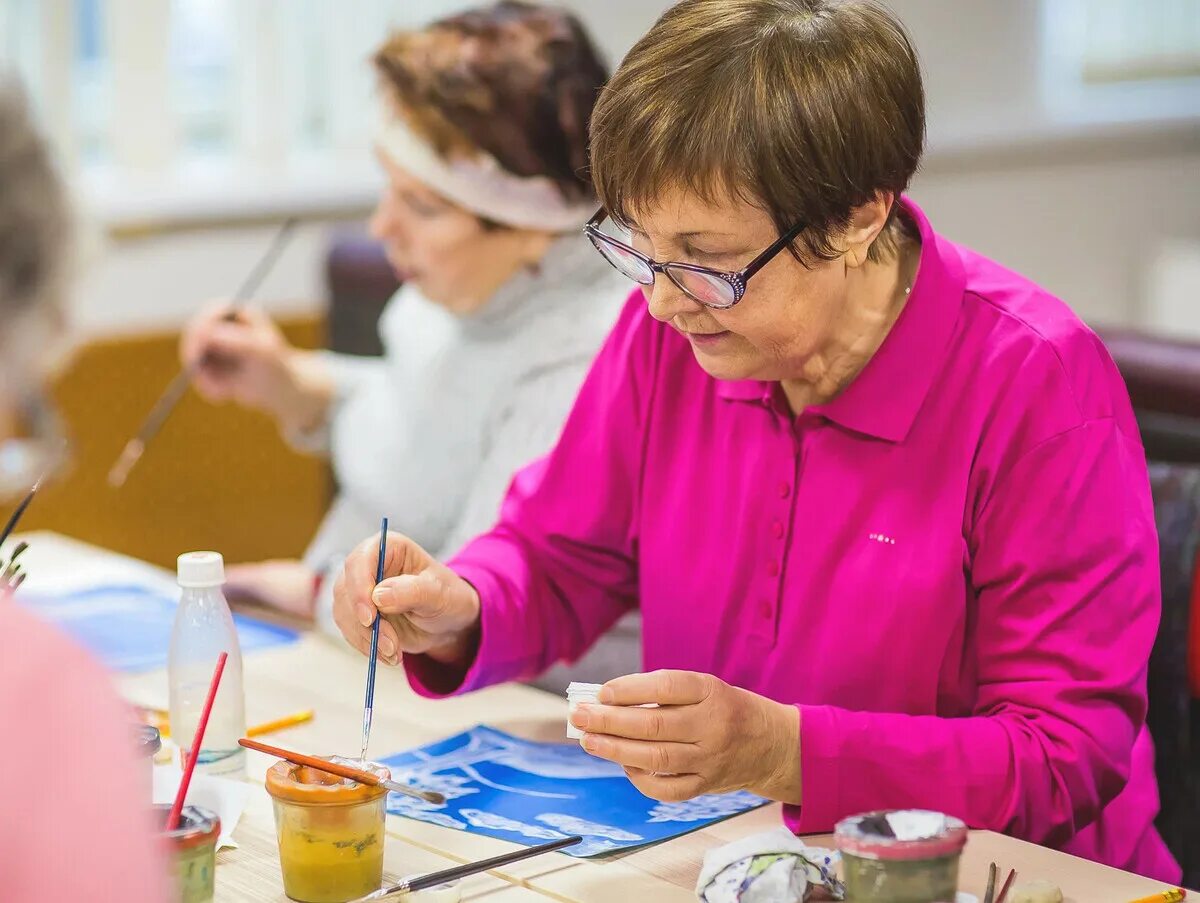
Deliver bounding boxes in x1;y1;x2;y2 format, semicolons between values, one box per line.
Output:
1042;0;1200;126
0;0;480;223
170;0;236;155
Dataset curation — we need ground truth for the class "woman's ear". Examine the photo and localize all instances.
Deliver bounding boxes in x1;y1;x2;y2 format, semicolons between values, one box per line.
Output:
842;191;894;270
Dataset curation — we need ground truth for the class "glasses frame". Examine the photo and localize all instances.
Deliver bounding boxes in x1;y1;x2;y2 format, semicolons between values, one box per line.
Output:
584;208;807;309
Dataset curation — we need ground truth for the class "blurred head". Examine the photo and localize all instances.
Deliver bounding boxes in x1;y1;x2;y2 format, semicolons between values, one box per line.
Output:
369;1;607;313
0;79;71;497
589;0;925;382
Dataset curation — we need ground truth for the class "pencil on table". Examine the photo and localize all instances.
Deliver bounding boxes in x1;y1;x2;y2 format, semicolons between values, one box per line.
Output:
247;709;315;737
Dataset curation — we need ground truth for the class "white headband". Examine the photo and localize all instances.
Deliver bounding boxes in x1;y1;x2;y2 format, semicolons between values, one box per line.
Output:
375;115;596;232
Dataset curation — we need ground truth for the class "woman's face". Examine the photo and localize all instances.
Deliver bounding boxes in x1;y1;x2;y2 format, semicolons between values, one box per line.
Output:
629;187;890;385
369;151;548;314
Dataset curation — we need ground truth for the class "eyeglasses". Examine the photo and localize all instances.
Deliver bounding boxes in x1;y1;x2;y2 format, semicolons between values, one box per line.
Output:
0;393;69;504
584;209;806;309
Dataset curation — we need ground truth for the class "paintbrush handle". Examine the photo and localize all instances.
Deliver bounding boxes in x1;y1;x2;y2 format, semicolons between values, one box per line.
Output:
108;218;298;486
239;737;379;783
130;364;196;446
238;737;446;804
361;518;389;759
364;835;583;899
168;652;228;831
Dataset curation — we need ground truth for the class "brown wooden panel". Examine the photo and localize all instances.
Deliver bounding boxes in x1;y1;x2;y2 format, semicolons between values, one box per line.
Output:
20;316;331;569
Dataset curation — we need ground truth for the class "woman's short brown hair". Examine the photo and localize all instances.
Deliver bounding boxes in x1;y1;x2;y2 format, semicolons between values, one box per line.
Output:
373;1;607;205
590;0;925;263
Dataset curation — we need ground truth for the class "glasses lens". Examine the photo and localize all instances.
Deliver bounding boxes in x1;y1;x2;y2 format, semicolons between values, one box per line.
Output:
667;266;737;308
588;234;654;285
0;396;70;502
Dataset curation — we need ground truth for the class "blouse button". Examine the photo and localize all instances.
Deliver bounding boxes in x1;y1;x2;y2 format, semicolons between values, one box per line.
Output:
766;560;780;578
778;481;791;499
771;520;784;539
760;601;773;619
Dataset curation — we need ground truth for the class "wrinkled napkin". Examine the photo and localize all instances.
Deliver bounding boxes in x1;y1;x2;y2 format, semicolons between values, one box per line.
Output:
153;762;250;851
696;827;845;903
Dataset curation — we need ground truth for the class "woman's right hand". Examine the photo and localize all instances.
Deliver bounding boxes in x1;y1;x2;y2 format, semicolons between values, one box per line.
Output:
332;531;482;668
180;303;293;410
180;303;332;433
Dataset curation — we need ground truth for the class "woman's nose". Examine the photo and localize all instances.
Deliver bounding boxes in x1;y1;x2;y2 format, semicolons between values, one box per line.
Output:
645;273;702;323
368;196;406;243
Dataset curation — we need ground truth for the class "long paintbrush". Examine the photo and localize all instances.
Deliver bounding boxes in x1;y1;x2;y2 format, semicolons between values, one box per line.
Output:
107;217;298;487
238;736;444;805
352;835;583;900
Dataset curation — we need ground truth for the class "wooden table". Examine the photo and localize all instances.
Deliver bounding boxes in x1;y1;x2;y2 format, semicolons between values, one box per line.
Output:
20;533;1192;902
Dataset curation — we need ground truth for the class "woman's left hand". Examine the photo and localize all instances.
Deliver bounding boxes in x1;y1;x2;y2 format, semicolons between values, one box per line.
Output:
569;670;801;803
224;559;318;619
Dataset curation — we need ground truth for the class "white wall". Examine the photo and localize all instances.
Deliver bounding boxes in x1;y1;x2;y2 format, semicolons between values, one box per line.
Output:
74;0;1200;341
70;220;340;337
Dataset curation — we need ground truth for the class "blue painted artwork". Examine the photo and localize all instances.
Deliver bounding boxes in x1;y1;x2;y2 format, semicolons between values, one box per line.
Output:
19;583;298;672
379;725;768;857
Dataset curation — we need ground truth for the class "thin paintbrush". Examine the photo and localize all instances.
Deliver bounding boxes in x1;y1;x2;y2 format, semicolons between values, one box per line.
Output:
361;518;388;761
107;217;299;488
994;869;1017;903
983;862;999;903
352;835;583;900
238;736;444;805
0;476;40;549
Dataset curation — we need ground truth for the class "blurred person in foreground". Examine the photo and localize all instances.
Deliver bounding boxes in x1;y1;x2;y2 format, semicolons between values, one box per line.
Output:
0;78;170;902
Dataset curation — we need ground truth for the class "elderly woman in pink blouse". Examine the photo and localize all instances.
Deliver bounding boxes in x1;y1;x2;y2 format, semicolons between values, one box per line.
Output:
332;0;1179;882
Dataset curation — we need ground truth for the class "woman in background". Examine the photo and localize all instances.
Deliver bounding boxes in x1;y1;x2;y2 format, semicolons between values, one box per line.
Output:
180;2;637;689
0;79;169;903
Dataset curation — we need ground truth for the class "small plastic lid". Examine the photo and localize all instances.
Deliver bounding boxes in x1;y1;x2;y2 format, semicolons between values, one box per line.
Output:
177;551;225;588
566;682;603;700
835;809;968;862
135;724;162;758
155;803;221;851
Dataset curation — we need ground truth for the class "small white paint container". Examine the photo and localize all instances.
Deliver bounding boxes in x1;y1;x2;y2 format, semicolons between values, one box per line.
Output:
565;682;603;741
411;881;462;902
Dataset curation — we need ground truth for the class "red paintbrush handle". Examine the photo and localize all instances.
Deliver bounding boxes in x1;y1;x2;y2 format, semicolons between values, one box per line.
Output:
167;652;228;831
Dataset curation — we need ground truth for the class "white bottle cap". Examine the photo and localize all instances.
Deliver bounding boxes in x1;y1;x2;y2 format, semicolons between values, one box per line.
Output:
177;551;225;588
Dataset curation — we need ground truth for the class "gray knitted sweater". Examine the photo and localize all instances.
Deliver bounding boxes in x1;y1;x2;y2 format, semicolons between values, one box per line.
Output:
304;235;627;636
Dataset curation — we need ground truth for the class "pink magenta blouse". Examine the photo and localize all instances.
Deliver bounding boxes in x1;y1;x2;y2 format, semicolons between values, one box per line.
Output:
405;197;1178;882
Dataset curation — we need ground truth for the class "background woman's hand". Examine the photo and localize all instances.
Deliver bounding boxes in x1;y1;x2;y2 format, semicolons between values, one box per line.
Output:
332;531;482;668
569;670;802;804
223;559;317;619
179;302;331;433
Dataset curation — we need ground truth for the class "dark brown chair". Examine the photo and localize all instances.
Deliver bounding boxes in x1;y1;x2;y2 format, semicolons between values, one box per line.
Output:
324;229;400;357
1147;463;1200;888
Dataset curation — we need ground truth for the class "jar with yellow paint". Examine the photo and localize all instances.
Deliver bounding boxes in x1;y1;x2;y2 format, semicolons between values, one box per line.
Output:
266;757;390;903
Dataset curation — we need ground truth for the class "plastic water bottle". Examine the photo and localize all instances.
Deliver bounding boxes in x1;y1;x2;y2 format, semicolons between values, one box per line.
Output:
169;551;246;776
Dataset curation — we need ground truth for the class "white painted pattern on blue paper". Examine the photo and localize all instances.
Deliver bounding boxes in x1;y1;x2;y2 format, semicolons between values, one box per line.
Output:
381;725;766;858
